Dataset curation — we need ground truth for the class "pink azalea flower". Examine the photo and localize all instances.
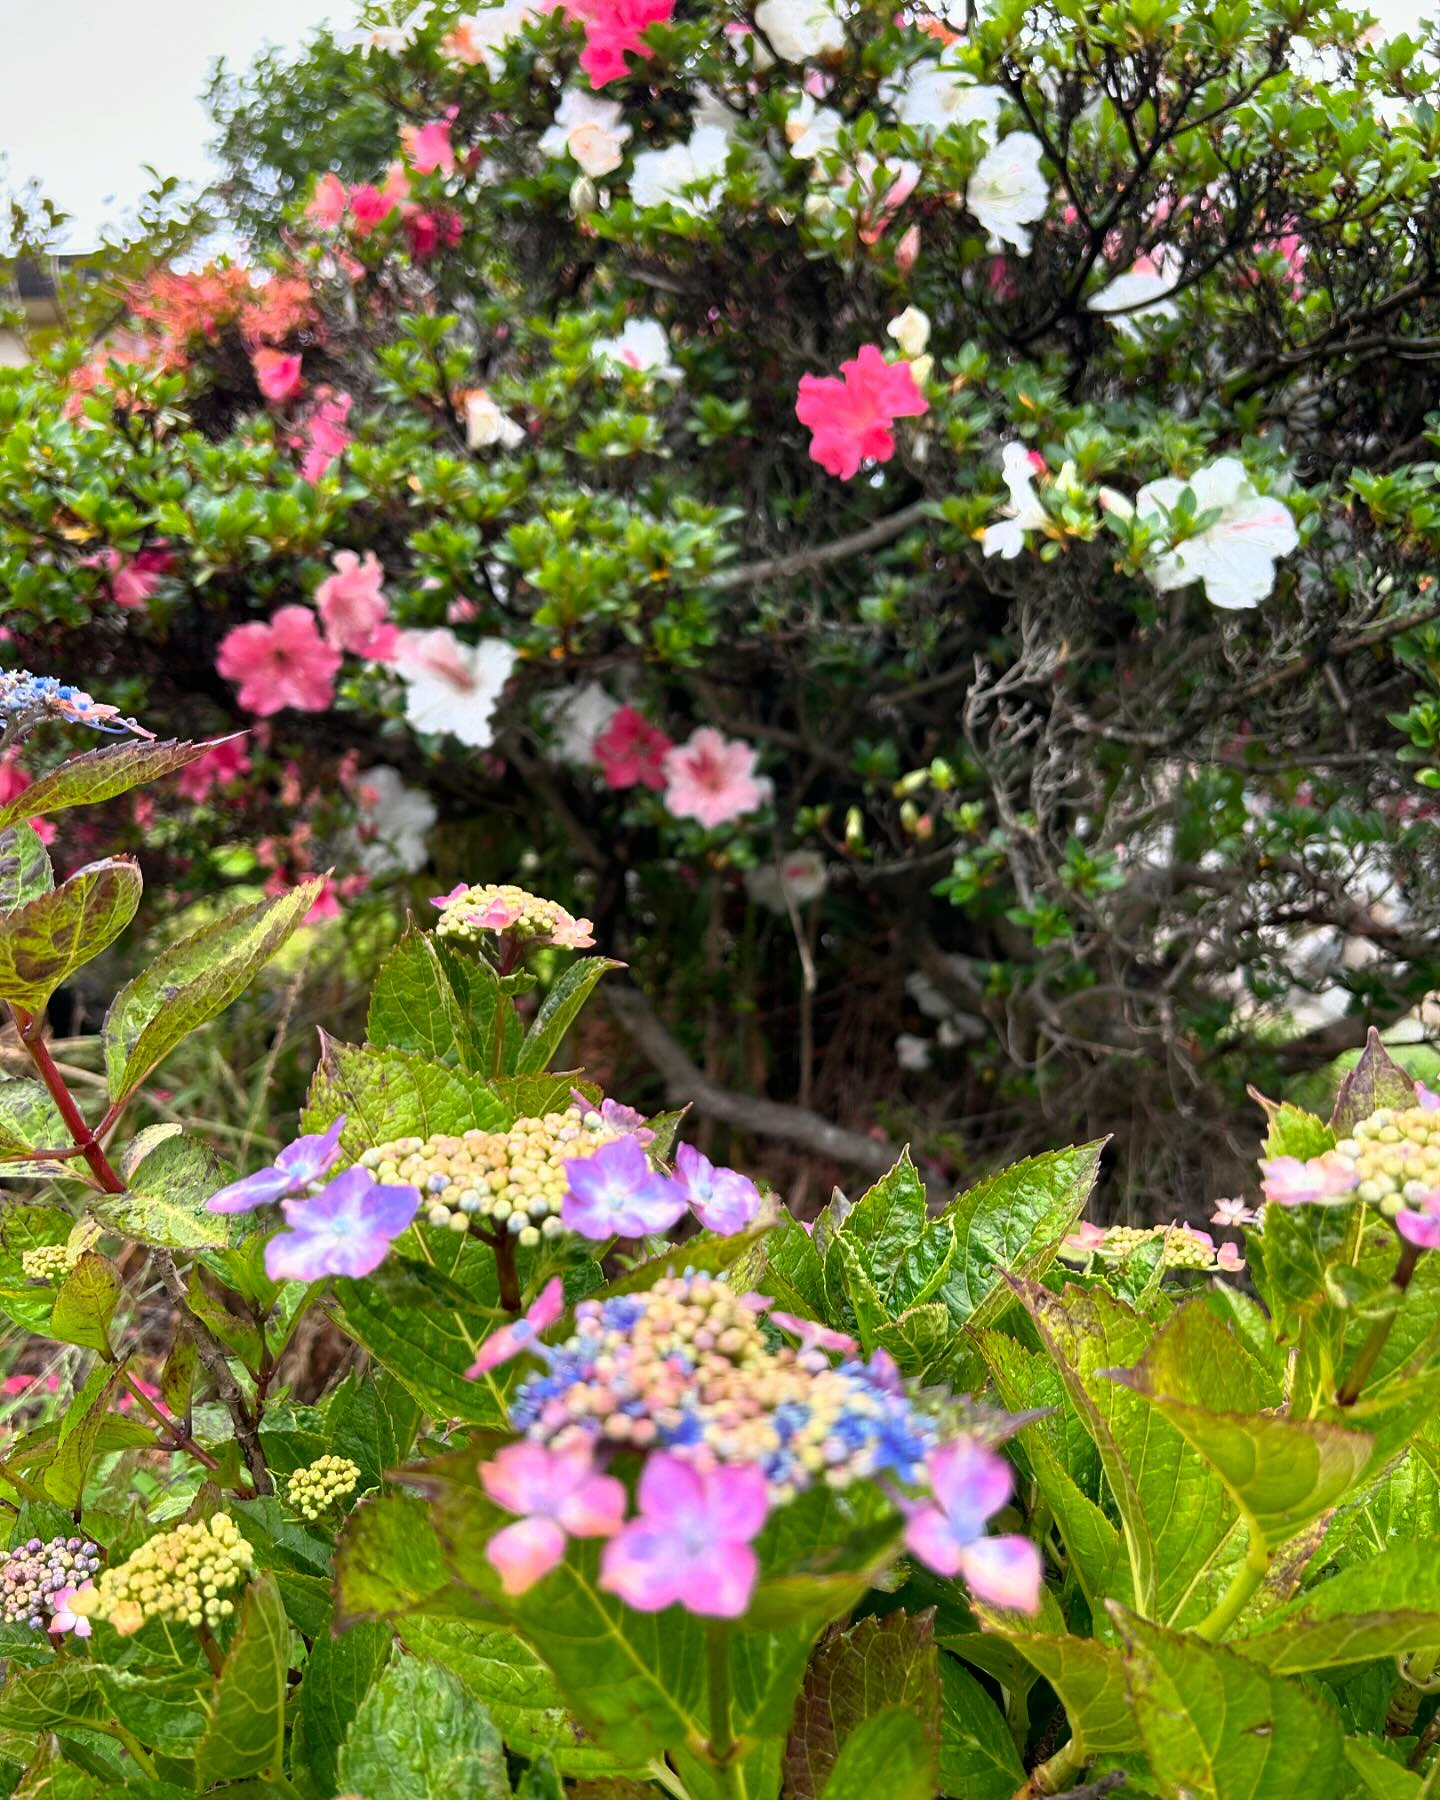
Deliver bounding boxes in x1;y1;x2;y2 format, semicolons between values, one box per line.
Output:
307;172;348;229
86;544;174;609
216;606;343;716
1397;1191;1440;1250
1258;1152;1359;1208
599;1454;768;1618
358;620;403;663
904;1438;1042;1612
468;1277;565;1376
404;207;464;259
795;344;928;480
769;1311;858;1355
593;706;672;790
305;878;343;925
483;1443;627;1596
673;1143;762;1234
401;117;457;176
556;0;676;87
48;1584;95;1639
252;348;303;404
348;185;395;234
298;388;354;481
661;727;770;829
315;550;390;652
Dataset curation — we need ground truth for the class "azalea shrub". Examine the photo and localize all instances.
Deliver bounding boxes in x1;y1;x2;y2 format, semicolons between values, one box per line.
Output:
4;698;1440;1800
7;0;1440;1198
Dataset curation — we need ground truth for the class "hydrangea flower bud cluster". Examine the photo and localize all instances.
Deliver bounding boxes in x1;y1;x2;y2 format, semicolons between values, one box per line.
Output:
286;1454;361;1520
88;1514;253;1636
0;1537;100;1629
0;669;153;739
508;1272;937;1502
21;1243;78;1283
431;881;594;950
1060;1221;1243;1272
358;1105;624;1241
1332;1105;1440;1210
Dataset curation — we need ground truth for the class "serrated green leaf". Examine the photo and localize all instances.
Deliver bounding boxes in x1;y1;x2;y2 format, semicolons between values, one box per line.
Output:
0;1663;107;1733
819;1708;934;1800
44;1362;126;1506
1261;1102;1336;1161
873;1303;954;1378
597;1225;772;1297
0;824;52;914
825;1234;889;1352
436;942;519;1076
302;1034;510;1159
978;1627;1139;1758
753;1220;828;1316
0;737;227;830
516;956;622;1074
1343;1737;1423;1800
102;880;321;1102
193;1572;288;1786
1331;1029;1419;1134
292;1618;392;1796
489;1072;595;1121
337;1654;509;1800
1234;1541;1440;1670
97;1665;210;1757
368;926;473;1068
938;1655;1026;1800
333;1495;469;1627
840;1152;955;1316
95;1131;233;1250
48;1251;118;1356
0;858;141;1012
783;1611;940;1800
940;1141;1104;1330
0;1077;67;1158
1110;1302;1373;1548
1117;1609;1345;1800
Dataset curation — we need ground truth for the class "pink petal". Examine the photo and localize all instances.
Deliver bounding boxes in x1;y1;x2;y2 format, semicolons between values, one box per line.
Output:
599;1523;683;1611
957;1535;1044;1613
903;1504;963;1577
486;1517;568;1596
703;1463;769;1543
636;1451;705;1525
556;1472;628;1539
673;1543;757;1618
481;1441;563;1516
530;1276;565;1332
927;1438;1013;1538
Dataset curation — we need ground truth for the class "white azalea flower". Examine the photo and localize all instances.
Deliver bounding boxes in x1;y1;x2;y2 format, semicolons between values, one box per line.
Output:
981;442;1048;559
394;629;518;747
337;4;427;53
539;683;621;763
896;1033;933;1072
754;0;845;62
783;92;844;161
887;305;931;358
353;766;438;875
593;318;683;381
540;89;632;178
463;389;525;451
883;65;1005;143
630;123;731;214
745;850;830;913
1087;246;1181;336
445;0;538;68
966;131;1049;254
1132;457;1300;611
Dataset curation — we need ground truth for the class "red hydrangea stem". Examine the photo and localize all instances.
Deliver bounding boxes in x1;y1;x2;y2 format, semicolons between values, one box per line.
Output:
12;1006;124;1193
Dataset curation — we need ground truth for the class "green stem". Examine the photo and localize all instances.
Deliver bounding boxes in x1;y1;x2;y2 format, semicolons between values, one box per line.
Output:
1193;1529;1270;1643
110;1720;157;1779
1014;1733;1086;1800
646;1760;696;1800
1337;1239;1423;1406
705;1625;745;1798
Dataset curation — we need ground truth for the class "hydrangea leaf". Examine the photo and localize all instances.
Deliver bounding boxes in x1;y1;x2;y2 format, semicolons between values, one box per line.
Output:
1342;1737;1424;1800
975;1626;1140;1759
95;1131;234;1250
1233;1540;1440;1671
337;1654;509;1800
301;1034;510;1160
193;1571;290;1786
1109;1301;1374;1548
490;1072;598;1121
0;1077;67;1159
436;942;523;1076
1330;1028;1418;1134
292;1616;392;1796
43;1362;127;1507
0;737;228;831
333;1494;481;1629
0;1663;108;1734
367;925;474;1068
782;1611;941;1800
97;1665;210;1758
0;824;52;915
750;1219;828;1317
597;1224;773;1297
937;1655;1027;1800
1116;1609;1346;1800
0;857;142;1013
824;1233;889;1351
1256;1099;1336;1161
48;1251;120;1357
816;1708;935;1800
516;955;624;1075
939;1141;1105;1330
872;1302;954;1379
839;1151;955;1315
102;879;322;1102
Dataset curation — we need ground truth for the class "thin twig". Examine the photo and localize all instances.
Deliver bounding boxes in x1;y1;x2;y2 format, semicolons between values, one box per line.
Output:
702;500;931;591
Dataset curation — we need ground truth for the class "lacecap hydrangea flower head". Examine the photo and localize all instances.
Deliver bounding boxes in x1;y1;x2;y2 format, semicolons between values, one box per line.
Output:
469;1270;1042;1619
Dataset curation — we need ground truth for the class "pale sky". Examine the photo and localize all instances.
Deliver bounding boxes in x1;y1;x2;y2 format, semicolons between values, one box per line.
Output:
1;0;1433;251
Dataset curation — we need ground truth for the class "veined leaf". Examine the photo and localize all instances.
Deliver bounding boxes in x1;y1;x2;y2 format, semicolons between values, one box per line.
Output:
0;858;141;1013
938;1656;1025;1800
44;1362;127;1507
1343;1737;1423;1800
516;955;623;1074
302;1034;510;1160
977;1627;1141;1759
839;1151;955;1316
102;880;321;1101
820;1708;934;1800
0;824;52;914
292;1617;392;1796
333;1494;483;1629
0;737;230;831
1330;1028;1419;1134
95;1130;233;1250
0;1077;67;1158
194;1573;290;1786
337;1653;509;1800
1234;1541;1440;1671
368;925;474;1068
48;1252;119;1357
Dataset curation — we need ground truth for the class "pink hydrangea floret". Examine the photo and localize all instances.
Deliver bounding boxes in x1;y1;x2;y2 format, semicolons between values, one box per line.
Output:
903;1438;1042;1611
1258;1152;1359;1208
599;1453;769;1617
483;1442;627;1595
468;1277;565;1376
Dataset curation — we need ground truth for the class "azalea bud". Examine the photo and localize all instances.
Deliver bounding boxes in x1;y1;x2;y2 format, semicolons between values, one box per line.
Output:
844;806;865;851
570;175;599;217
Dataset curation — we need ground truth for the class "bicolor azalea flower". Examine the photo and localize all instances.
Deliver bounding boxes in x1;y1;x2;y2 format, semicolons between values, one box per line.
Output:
630;124;731;213
482;1443;627;1595
1258;1151;1359;1207
784;93;843;160
600;1454;769;1617
593;706;672;789
1130;457;1300;611
753;0;844;60
592;318;682;381
981;442;1049;559
673;1144;763;1234
795;344;928;480
400;116;457;176
48;1585;95;1638
393;628;517;747
468;1278;565;1376
904;1438;1042;1611
562;1137;686;1238
770;1311;858;1354
966;132;1049;253
264;1166;421;1281
207;1117;347;1214
316;550;390;653
353;765;438;875
463;388;526;450
661;727;771;828
252;348;303;403
215;607;342;716
540;88;632;177
744;850;830;913
556;0;675;86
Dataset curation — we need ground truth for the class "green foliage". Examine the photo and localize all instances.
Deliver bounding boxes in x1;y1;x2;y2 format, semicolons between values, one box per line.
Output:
337;1656;510;1800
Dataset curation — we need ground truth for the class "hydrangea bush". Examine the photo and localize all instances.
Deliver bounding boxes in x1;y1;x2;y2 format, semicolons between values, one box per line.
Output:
0;705;1438;1800
7;0;1440;1198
